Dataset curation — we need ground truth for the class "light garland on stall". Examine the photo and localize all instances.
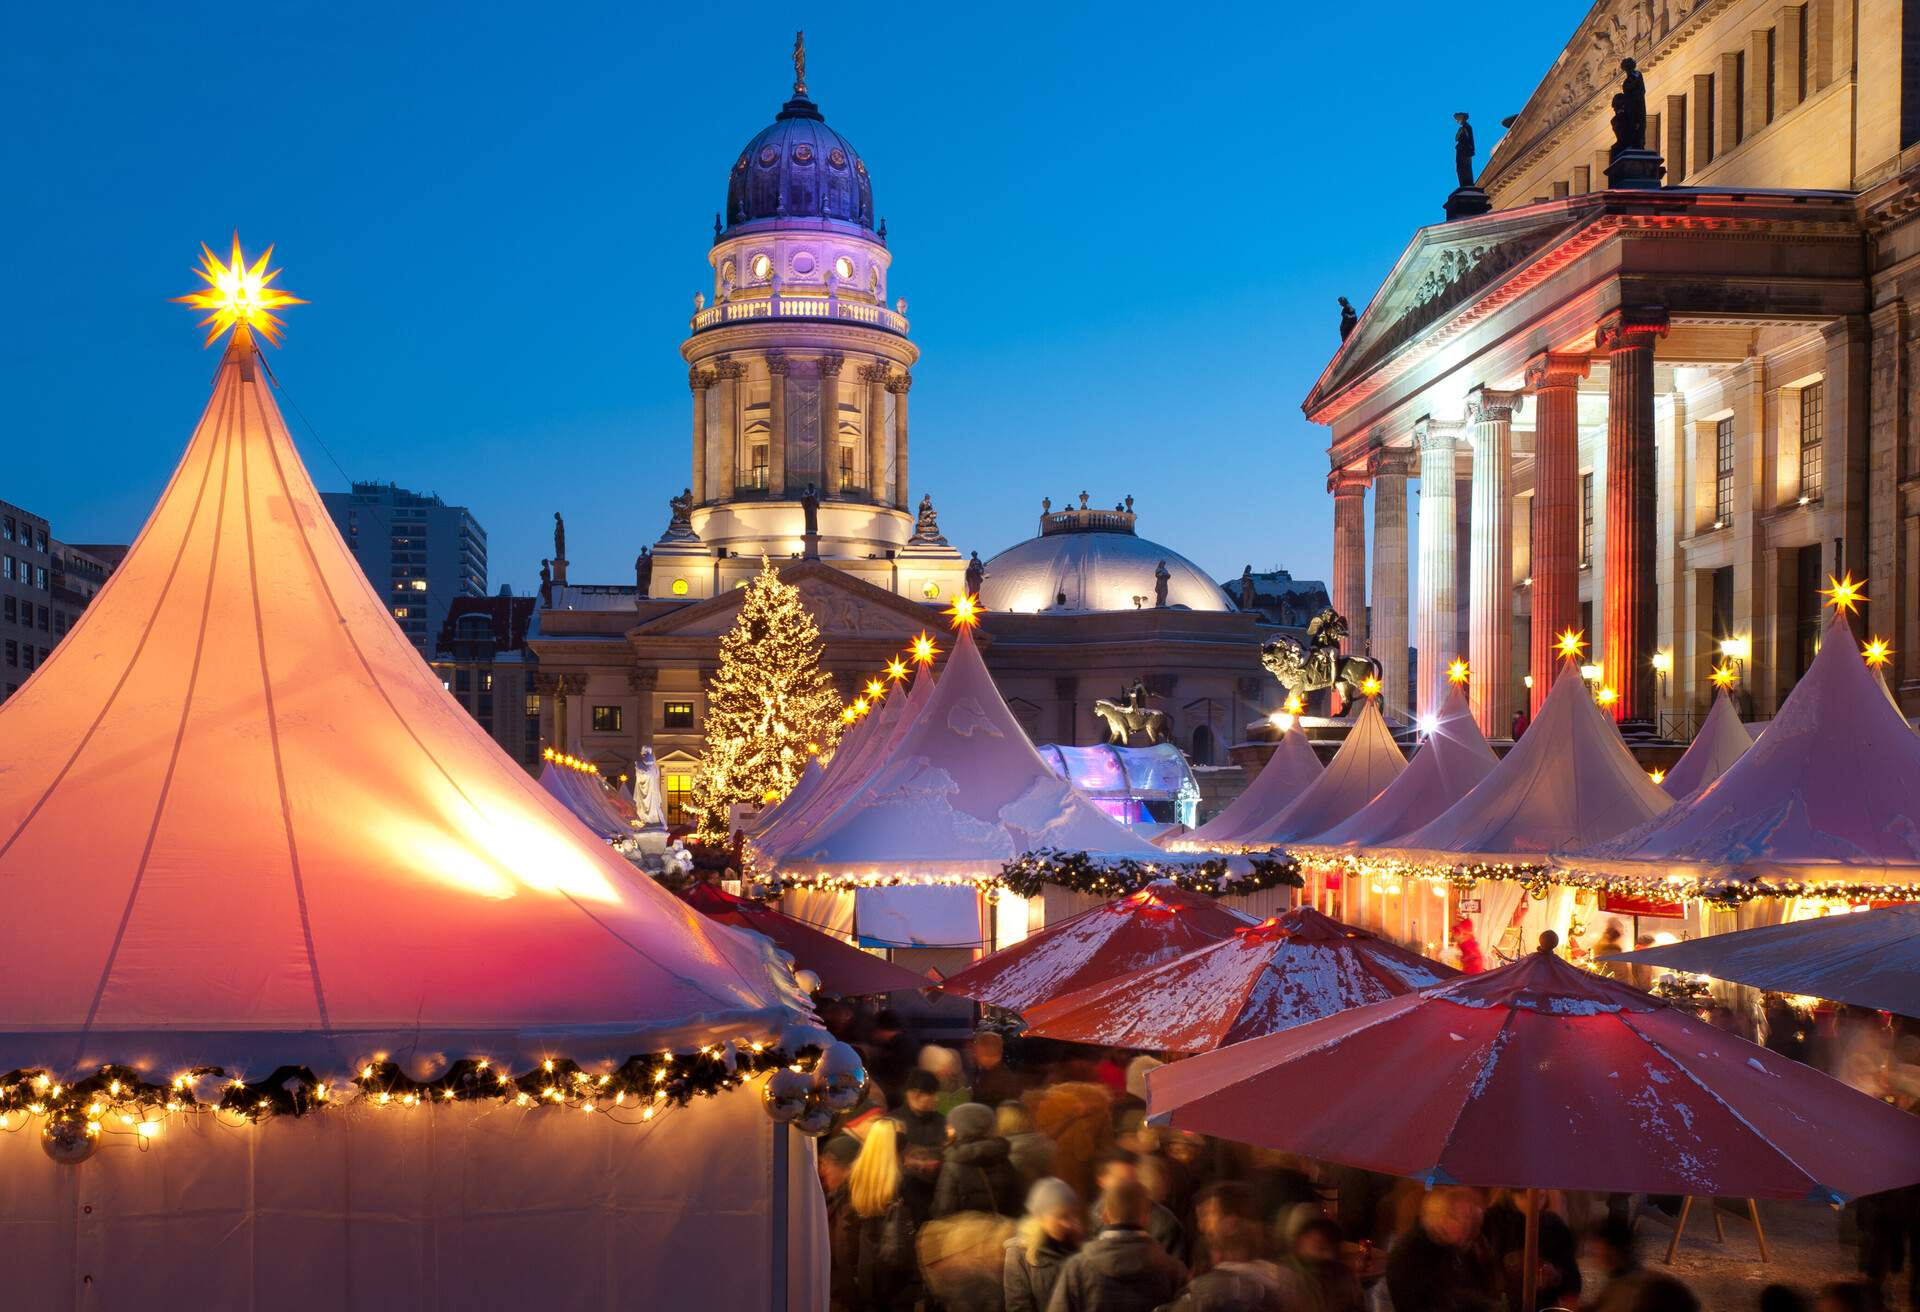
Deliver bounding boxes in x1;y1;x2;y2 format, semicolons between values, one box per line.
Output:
998;849;1303;900
542;747;603;775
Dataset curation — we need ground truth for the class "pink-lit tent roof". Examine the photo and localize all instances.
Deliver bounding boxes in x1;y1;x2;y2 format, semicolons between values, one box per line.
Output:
1376;660;1670;866
1300;683;1498;849
1566;611;1920;888
537;761;633;843
1172;729;1322;849
1180;701;1404;851
1659;691;1751;800
0;331;797;1078
773;623;1162;876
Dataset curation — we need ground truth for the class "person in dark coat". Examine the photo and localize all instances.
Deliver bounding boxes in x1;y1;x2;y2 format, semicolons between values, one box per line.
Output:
971;1029;1027;1108
1483;1190;1580;1311
934;1101;1025;1219
1005;1177;1084;1312
835;1119;919;1311
1048;1180;1188;1312
864;1008;916;1108
1092;1150;1185;1260
1284;1217;1366;1312
1384;1187;1504;1312
895;1068;951;1151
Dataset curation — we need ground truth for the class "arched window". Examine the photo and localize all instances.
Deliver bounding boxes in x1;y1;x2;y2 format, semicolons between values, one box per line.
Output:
1189;723;1215;765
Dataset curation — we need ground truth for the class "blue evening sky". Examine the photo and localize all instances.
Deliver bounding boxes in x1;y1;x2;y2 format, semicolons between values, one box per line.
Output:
3;2;1579;594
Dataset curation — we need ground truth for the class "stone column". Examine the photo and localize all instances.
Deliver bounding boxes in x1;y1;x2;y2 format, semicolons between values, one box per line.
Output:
766;352;789;495
890;372;913;508
714;359;743;498
1598;309;1668;724
862;363;889;504
1368;449;1412;721
1414;416;1464;719
1466;387;1523;737
689;368;710;503
1329;466;1371;707
1525;351;1591;712
820;353;844;493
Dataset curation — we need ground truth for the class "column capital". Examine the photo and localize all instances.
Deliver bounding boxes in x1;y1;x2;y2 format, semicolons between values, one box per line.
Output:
1464;386;1525;425
713;358;747;381
688;366;715;392
627;667;659;691
1327;465;1371;496
1367;446;1415;479
765;350;790;376
858;361;889;384
818;352;845;378
1412;415;1464;451
1594;306;1670;353
885;371;914;394
1524;350;1590;391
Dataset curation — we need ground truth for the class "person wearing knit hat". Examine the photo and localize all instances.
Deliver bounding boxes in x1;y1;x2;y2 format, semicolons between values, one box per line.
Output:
1004;1177;1084;1312
932;1101;1024;1221
894;1067;950;1152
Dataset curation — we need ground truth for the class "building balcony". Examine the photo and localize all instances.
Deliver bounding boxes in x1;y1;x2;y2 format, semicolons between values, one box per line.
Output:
690;292;908;337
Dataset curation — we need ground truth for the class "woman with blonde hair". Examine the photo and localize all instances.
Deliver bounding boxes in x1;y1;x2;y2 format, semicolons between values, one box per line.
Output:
1002;1177;1082;1312
837;1118;918;1310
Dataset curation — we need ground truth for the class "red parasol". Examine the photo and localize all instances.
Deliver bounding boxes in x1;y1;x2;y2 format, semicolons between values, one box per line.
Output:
1149;931;1920;1307
1021;906;1455;1053
677;881;932;997
941;881;1254;1012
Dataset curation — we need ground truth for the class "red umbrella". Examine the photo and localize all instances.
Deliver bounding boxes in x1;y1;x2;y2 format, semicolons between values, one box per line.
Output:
1022;907;1456;1053
941;881;1254;1012
1149;932;1920;1306
677;881;931;997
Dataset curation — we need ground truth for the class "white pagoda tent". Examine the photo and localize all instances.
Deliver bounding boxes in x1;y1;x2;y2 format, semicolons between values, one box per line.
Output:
0;302;825;1308
1173;700;1404;853
536;754;634;843
1659;691;1752;800
1169;727;1322;849
1564;609;1920;900
1299;682;1498;850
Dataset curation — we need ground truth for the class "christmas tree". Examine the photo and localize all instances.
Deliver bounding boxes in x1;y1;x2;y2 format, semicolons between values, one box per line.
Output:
690;558;844;838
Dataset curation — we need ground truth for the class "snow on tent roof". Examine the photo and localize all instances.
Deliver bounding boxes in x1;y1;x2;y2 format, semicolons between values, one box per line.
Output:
537;760;631;842
1375;659;1670;867
1658;690;1751;800
773;623;1162;876
1299;683;1498;849
1564;610;1920;888
1181;701;1404;851
1171;729;1322;849
0;330;797;1078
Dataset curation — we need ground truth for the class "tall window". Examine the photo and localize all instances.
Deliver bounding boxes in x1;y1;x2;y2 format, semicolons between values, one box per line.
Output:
1580;473;1595;567
664;771;694;826
1711;566;1735;644
1733;51;1747;143
838;442;858;492
1798;7;1810;100
1795;544;1823;682
1799;382;1824;501
1714;418;1736;525
747;442;769;490
1765;28;1777;122
591;704;623;732
1703;74;1717;162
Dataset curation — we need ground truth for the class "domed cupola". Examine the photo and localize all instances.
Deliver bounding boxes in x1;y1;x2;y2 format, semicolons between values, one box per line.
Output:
723;38;874;235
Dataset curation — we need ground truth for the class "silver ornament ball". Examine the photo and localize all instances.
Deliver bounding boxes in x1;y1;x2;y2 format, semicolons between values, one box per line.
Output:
762;1068;813;1125
813;1041;868;1112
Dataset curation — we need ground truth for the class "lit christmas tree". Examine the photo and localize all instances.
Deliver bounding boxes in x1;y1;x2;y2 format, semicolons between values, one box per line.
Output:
690;558;844;838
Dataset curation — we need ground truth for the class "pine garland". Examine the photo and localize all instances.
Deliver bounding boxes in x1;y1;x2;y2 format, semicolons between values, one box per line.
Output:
998;849;1304;900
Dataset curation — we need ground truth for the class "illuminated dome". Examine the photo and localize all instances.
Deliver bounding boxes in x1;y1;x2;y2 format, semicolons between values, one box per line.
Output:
980;498;1235;614
724;89;874;234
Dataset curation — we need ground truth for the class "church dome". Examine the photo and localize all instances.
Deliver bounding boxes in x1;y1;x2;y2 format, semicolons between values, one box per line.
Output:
980;500;1235;614
724;91;874;234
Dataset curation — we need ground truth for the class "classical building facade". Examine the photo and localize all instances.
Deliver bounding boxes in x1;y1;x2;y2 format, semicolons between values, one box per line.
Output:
528;50;1295;790
1310;0;1920;740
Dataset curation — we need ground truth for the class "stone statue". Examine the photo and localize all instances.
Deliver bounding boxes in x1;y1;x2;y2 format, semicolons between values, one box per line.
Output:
965;551;984;597
538;559;551;602
1042;496;1052;514
553;512;566;563
1338;297;1358;341
909;493;948;546
1611;58;1647;154
1259;607;1384;707
1239;565;1256;609
1453;113;1476;189
1124;494;1134;512
660;488;697;543
792;30;807;96
1154;559;1170;609
1091;681;1172;746
635;546;652;597
632;748;666;830
1077;491;1089;510
800;483;821;559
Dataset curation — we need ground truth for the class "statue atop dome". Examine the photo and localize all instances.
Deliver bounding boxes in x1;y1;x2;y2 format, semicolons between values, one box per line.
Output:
792;30;807;97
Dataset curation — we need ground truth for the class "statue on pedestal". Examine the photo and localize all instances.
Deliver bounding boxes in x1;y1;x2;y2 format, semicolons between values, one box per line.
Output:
1338;297;1358;341
909;493;948;546
1092;681;1172;746
1453;113;1476;189
660;489;698;543
965;551;984;597
1611;58;1648;154
538;559;551;604
1259;607;1384;709
1154;559;1170;609
635;547;652;598
632;748;666;831
800;483;821;560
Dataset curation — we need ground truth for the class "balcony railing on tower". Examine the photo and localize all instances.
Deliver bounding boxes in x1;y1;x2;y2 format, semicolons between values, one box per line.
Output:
690;291;909;335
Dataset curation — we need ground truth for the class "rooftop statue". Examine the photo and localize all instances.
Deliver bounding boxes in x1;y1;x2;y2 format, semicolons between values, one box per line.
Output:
1092;680;1172;746
660;488;698;543
1338;297;1358;341
1260;607;1384;708
909;493;949;546
1611;57;1647;154
1453;113;1476;189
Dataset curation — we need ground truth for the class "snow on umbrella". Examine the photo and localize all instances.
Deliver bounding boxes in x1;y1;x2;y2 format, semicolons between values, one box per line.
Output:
940;881;1255;1012
677;881;933;997
1610;905;1920;1016
1020;906;1455;1053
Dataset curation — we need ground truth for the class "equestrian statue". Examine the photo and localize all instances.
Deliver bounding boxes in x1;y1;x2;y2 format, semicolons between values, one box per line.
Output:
1092;680;1172;746
1260;607;1383;708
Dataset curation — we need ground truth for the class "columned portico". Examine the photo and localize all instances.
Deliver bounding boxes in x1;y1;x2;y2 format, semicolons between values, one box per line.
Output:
1598;308;1668;724
1329;467;1370;680
1525;352;1589;713
1368;448;1412;721
1465;387;1522;736
1414;417;1463;718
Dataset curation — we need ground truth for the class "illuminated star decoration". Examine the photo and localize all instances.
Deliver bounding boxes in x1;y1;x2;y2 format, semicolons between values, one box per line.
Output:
172;234;306;347
1554;629;1587;661
910;631;940;665
1710;662;1739;691
1282;692;1304;716
944;593;982;630
1648;768;1666;785
885;658;909;683
1819;572;1867;615
1359;674;1382;698
1864;636;1894;669
841;707;858;723
852;697;870;717
1446;658;1470;686
1595;685;1619;708
864;679;886;701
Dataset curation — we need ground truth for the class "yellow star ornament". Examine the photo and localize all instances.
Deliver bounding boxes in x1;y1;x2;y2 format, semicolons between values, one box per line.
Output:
173;234;305;347
1554;629;1587;661
1819;573;1867;615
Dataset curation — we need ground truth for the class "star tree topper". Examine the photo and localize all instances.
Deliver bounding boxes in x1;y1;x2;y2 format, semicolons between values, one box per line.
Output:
173;234;305;347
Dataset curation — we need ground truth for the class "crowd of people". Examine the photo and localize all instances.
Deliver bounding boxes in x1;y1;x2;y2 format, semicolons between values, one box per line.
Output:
813;1000;1916;1312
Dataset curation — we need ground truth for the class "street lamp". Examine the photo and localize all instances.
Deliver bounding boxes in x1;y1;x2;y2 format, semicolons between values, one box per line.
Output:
1651;649;1672;696
1718;634;1751;680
